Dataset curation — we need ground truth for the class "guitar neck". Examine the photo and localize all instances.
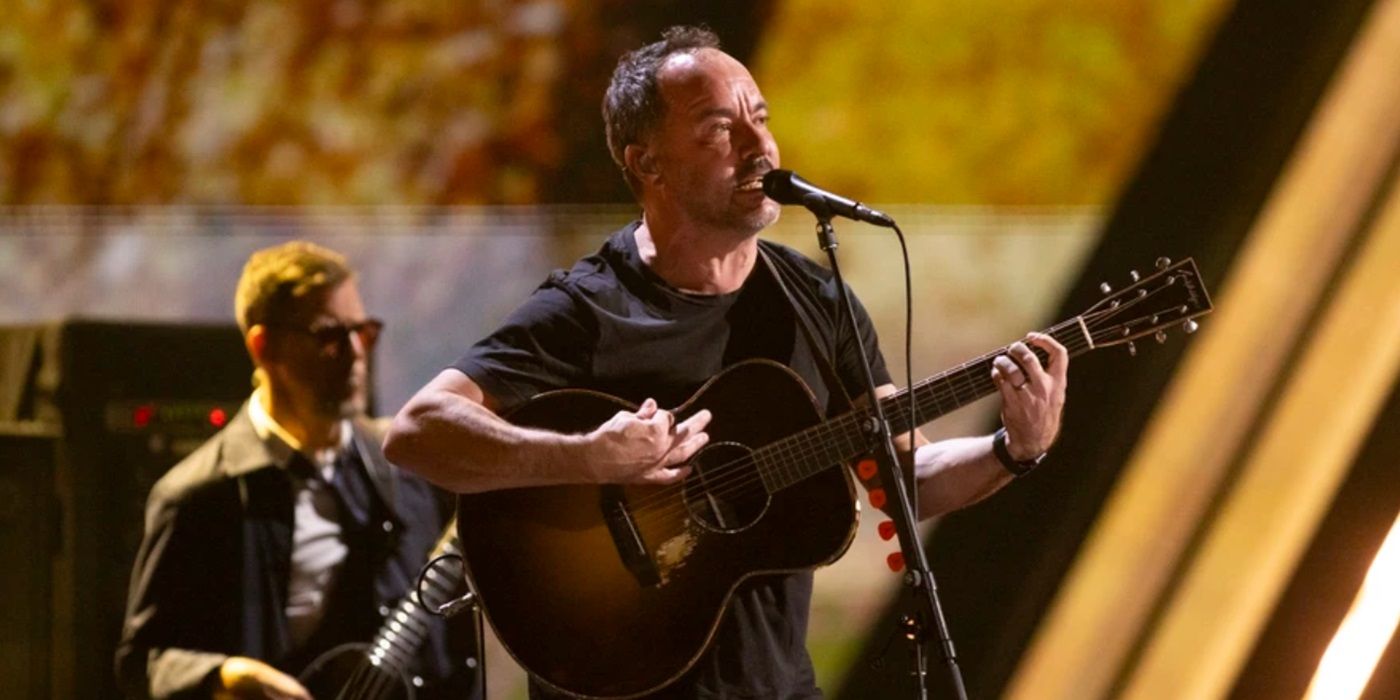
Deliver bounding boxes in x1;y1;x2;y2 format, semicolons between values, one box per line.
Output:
755;317;1093;492
882;316;1093;435
365;520;463;674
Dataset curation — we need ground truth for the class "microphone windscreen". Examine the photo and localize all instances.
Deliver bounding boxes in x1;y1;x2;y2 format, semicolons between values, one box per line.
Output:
761;169;799;204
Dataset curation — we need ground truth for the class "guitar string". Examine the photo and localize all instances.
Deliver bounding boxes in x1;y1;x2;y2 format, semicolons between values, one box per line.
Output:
708;283;1190;510
621;281;1192;531
623;324;1073;520
623;323;1098;530
618;280;1189;521
629;316;1085;509
335;542;466;700
633;338;1075;526
623;320;1094;525
339;661;395;700
338;583;448;700
339;595;425;700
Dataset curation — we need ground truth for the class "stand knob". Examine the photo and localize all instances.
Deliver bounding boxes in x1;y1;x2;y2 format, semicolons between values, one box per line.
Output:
856;458;878;481
869;488;887;509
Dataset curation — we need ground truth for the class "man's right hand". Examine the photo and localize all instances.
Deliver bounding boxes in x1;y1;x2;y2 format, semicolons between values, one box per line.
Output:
214;657;312;700
585;398;711;485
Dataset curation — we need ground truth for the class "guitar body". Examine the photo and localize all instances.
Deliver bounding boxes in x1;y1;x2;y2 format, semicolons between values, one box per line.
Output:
457;360;859;698
298;643;414;699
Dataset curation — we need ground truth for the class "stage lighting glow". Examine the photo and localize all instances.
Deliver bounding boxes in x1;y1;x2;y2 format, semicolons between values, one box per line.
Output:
1303;511;1400;700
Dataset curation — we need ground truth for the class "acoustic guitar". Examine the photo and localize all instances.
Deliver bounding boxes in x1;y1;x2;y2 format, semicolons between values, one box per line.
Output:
457;258;1212;698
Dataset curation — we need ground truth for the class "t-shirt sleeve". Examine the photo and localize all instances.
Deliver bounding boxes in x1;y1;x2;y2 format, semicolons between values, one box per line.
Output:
834;285;893;398
451;276;594;412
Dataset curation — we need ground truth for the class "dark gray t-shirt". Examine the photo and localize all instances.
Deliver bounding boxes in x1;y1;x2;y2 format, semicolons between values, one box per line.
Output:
454;222;890;699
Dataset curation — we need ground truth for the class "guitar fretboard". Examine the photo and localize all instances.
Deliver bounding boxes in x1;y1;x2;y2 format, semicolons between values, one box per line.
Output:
755;318;1091;492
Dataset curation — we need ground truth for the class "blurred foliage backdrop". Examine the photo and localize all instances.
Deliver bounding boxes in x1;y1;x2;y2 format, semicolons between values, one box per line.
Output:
2;0;1227;206
0;1;1232;697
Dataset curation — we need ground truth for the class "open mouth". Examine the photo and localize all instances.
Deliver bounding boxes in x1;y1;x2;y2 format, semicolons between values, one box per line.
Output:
736;175;766;192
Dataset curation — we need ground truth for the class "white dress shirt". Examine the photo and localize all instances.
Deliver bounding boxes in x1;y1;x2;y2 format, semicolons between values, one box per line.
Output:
247;389;352;651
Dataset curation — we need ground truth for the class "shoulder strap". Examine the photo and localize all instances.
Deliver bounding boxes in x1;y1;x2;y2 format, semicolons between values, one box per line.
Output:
757;245;854;413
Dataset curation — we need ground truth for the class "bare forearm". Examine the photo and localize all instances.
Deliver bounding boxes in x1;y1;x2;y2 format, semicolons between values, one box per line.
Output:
913;435;1015;518
385;389;588;494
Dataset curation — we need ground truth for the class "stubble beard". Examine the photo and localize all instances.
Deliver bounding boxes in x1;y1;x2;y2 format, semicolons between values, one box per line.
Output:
685;192;780;240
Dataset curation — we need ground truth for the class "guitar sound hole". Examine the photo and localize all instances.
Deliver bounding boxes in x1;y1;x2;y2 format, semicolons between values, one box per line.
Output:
682;442;770;533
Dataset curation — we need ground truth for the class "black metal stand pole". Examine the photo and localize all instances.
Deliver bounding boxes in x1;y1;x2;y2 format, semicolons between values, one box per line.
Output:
808;201;968;700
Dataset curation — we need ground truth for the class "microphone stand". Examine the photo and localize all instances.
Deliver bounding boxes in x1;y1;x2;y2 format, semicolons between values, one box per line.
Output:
802;195;969;700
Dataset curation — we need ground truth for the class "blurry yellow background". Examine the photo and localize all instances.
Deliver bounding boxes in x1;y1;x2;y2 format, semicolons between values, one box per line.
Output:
0;1;1239;698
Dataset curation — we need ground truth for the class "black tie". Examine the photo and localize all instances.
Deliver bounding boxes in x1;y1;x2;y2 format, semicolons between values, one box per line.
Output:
328;445;373;529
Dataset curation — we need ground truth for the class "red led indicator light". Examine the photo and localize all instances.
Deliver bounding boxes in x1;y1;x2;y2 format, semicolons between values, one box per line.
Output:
208;407;228;428
133;404;155;428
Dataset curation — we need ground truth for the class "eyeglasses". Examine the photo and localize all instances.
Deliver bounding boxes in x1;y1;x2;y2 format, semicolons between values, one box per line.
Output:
267;318;384;353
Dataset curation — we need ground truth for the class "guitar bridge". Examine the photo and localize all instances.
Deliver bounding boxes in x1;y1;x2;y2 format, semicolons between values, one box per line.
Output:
600;486;661;588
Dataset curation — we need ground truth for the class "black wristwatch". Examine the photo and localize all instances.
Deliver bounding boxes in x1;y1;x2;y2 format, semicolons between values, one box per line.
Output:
993;427;1046;477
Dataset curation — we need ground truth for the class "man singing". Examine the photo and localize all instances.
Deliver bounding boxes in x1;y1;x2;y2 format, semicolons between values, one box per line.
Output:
387;26;1068;698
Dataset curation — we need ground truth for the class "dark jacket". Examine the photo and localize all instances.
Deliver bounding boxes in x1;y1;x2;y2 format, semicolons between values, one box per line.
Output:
115;404;469;699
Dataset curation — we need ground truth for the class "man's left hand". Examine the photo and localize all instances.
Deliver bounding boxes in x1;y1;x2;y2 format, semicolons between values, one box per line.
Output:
990;332;1068;460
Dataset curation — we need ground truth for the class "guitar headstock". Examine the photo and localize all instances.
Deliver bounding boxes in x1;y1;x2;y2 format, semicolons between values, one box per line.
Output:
1081;257;1213;354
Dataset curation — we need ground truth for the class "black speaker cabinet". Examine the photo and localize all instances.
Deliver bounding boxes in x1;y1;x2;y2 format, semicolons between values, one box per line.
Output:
0;320;251;699
0;427;61;699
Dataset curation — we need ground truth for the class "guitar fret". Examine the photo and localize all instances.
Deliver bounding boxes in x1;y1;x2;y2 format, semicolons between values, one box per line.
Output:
757;318;1099;493
395;608;430;637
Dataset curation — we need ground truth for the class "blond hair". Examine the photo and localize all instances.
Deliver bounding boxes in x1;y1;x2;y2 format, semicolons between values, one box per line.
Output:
234;240;354;333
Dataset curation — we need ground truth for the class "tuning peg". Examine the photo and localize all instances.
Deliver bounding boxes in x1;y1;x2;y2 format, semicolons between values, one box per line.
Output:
1183;319;1199;334
1130;270;1140;283
1155;330;1167;344
1100;282;1113;294
1156;257;1171;270
1127;341;1137;357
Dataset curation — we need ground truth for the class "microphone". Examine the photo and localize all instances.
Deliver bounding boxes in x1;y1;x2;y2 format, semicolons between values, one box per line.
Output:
761;169;895;228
